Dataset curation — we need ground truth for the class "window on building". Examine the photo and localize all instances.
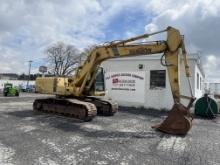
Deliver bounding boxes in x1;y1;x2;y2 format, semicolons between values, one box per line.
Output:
197;73;199;90
200;77;202;90
150;70;166;89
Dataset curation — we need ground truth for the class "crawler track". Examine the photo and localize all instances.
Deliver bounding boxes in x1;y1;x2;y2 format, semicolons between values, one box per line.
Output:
82;97;118;116
33;98;97;121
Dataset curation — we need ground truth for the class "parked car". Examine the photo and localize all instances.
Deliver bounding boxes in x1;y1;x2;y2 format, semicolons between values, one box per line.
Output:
20;84;35;92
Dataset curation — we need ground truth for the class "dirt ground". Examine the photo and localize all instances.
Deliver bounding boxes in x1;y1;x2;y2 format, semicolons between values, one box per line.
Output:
0;93;220;165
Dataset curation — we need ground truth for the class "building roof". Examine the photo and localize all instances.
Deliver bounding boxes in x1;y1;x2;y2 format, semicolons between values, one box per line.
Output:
103;53;205;77
104;53;201;61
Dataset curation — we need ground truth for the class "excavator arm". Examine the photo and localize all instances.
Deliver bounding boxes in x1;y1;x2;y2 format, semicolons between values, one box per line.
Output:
71;27;187;104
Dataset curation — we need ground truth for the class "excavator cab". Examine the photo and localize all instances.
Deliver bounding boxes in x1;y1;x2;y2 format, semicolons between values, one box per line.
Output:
94;67;105;93
83;66;106;96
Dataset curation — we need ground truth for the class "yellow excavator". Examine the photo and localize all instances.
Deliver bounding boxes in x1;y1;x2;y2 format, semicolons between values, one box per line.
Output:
34;26;195;135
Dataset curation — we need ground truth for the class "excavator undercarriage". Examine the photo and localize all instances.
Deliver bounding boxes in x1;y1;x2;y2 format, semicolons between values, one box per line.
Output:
33;98;97;121
33;97;118;121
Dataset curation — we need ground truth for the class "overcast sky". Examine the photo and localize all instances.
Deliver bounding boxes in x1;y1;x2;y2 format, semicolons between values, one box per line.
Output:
0;0;219;82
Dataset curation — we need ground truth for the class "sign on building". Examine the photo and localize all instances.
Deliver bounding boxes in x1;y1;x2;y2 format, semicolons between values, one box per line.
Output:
105;72;145;103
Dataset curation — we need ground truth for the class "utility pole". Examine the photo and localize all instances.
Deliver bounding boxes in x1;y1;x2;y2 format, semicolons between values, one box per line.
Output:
26;60;33;90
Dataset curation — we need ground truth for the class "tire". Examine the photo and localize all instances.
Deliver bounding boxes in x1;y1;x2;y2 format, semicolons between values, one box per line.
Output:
4;92;7;97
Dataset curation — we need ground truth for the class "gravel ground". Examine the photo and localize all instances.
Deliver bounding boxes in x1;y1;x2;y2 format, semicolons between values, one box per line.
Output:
0;93;220;165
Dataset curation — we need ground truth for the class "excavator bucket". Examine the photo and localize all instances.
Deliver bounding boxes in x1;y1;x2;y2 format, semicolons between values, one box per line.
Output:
152;102;194;135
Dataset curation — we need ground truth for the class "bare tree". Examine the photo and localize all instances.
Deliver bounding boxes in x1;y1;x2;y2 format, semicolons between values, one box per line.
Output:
46;42;97;76
46;42;81;76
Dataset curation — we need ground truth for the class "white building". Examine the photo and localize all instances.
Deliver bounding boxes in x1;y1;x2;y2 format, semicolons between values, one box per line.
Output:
101;53;205;110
